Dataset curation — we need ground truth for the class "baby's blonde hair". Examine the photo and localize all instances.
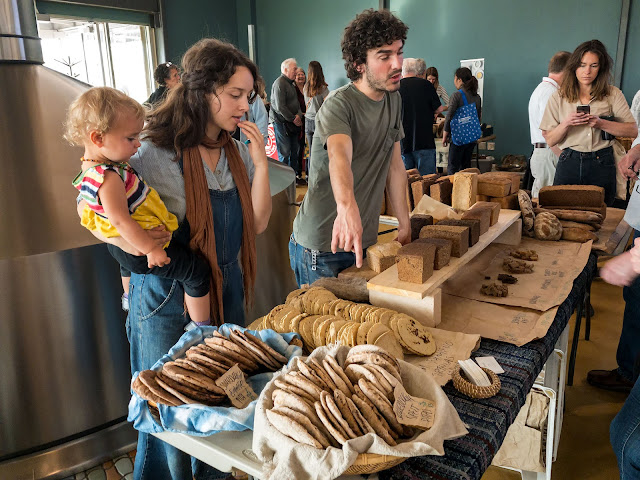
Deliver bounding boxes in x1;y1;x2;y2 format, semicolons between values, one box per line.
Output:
64;86;145;146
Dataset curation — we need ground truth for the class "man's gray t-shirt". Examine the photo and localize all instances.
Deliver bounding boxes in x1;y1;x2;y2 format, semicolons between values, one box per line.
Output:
293;83;404;252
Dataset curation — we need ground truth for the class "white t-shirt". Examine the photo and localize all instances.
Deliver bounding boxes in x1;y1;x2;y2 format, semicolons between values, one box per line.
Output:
528;77;559;144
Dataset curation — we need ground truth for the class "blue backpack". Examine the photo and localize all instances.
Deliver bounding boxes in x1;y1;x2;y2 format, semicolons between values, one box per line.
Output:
450;89;481;146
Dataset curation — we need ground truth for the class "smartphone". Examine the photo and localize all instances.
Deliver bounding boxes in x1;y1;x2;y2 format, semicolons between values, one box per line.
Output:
577;105;590;114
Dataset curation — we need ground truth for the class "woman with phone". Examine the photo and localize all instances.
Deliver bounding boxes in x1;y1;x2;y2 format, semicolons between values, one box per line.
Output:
540;39;637;205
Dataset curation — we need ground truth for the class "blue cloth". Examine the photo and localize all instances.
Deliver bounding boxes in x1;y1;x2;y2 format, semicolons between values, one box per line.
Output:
128;184;249;480
611;377;640;479
288;233;359;287
272;121;301;176
617;230;640;382
128;325;302;435
402;149;436;175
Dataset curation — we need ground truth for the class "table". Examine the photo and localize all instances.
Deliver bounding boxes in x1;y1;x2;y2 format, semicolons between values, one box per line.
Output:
153;255;596;480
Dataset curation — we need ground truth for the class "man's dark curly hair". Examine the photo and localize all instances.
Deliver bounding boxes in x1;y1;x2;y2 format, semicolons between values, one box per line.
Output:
341;9;408;81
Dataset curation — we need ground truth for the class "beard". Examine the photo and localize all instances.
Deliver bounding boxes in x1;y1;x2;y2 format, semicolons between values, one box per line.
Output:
364;66;402;93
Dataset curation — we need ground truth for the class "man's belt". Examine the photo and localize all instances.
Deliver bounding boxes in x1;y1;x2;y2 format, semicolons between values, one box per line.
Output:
534;142;547;148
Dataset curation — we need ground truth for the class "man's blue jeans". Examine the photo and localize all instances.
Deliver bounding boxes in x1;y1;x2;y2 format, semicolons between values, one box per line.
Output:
288;234;359;287
617;230;640;382
402;148;436;175
611;377;640;479
273;121;301;176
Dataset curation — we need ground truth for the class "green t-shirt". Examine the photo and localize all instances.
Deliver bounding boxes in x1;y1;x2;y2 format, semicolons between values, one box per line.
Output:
293;83;404;252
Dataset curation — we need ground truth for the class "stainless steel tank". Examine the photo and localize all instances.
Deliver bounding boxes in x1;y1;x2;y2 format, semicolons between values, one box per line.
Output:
0;1;297;477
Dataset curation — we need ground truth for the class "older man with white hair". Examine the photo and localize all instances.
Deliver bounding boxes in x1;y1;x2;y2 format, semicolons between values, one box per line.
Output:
399;57;443;174
270;58;305;184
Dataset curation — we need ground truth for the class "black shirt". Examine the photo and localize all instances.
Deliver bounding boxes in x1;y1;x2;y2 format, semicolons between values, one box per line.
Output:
399;77;441;153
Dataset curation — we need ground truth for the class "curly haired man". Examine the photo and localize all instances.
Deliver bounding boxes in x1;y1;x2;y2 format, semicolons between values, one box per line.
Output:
289;8;411;286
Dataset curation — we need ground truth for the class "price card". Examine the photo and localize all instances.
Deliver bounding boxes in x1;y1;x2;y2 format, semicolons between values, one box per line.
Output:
392;384;436;430
215;364;257;408
475;356;505;374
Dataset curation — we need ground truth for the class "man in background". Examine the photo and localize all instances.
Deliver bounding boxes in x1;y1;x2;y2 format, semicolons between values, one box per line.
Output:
399;57;443;175
527;51;570;197
270;58;305;184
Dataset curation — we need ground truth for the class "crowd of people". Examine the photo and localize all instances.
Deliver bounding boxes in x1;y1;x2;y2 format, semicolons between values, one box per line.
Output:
65;5;640;479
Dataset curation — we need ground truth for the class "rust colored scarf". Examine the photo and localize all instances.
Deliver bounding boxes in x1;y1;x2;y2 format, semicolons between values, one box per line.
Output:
182;131;256;325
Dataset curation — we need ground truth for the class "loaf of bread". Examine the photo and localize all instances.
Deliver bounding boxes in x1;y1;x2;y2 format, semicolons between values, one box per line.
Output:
452;172;478;211
410;214;434;241
406;168;420;177
411;179;425;210
462;209;490;235
476;194;490;202
429;178;453;205
533;208;603;224
471;201;501;225
486;172;521;194
366;241;402;273
437;219;480;246
559;220;596;232
518;190;535;237
397;242;436;284
407;176;422;210
415;238;452;269
539;185;604;208
561;227;598;243
477;173;511;197
490;193;519;210
419;225;469;257
540;204;607;219
534;212;562;241
460;167;481;175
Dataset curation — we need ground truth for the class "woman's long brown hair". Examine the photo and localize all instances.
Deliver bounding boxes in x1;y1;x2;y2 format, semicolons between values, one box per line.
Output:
143;38;263;323
559;39;612;103
304;61;328;98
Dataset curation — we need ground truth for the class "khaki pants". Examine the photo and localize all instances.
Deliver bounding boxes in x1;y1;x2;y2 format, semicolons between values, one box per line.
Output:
530;147;558;198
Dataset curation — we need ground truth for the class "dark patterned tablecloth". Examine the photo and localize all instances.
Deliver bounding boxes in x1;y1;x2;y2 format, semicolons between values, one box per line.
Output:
380;253;597;480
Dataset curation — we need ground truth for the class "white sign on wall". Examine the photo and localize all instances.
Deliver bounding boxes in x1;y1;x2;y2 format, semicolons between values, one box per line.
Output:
460;58;484;103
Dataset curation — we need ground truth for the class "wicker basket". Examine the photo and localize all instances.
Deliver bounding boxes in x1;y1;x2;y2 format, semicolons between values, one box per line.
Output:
452;366;501;399
344;452;405;475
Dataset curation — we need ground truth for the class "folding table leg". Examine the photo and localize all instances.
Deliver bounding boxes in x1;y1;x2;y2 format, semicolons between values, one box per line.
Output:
567;298;584;387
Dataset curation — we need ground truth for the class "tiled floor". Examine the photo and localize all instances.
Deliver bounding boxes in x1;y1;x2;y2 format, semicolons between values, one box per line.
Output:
62;450;135;480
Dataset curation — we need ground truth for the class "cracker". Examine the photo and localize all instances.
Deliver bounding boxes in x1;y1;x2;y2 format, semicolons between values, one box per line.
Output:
359;379;403;436
351;394;397;446
395;316;437;356
322;391;358;439
272;406;331;448
273;380;316;405
356;322;374;345
333;389;364;436
135;371;183;407
283;371;323;401
266;408;322;449
314;401;348;445
373;330;404;359
162;362;225;395
323;355;355;394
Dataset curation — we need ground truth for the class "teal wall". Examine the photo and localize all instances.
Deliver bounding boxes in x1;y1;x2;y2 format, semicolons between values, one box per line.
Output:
163;0;238;64
622;0;640;105
252;0;626;159
255;0;376;95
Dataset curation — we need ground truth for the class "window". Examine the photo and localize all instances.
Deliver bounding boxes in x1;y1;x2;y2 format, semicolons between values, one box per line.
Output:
37;16;155;103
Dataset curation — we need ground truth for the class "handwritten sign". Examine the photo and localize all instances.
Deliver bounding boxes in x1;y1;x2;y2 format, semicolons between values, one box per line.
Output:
215;364;257;408
393;383;436;430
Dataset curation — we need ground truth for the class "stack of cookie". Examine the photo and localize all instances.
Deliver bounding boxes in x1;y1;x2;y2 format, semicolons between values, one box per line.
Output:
266;346;416;449
132;329;289;407
252;287;437;358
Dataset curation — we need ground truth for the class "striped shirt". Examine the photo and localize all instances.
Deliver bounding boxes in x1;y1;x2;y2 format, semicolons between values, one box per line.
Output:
73;163;149;218
436;84;449;106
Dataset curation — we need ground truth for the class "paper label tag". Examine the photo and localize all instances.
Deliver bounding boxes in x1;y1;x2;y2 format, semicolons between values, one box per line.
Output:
215;364;257;408
392;383;436;430
475;356;505;374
